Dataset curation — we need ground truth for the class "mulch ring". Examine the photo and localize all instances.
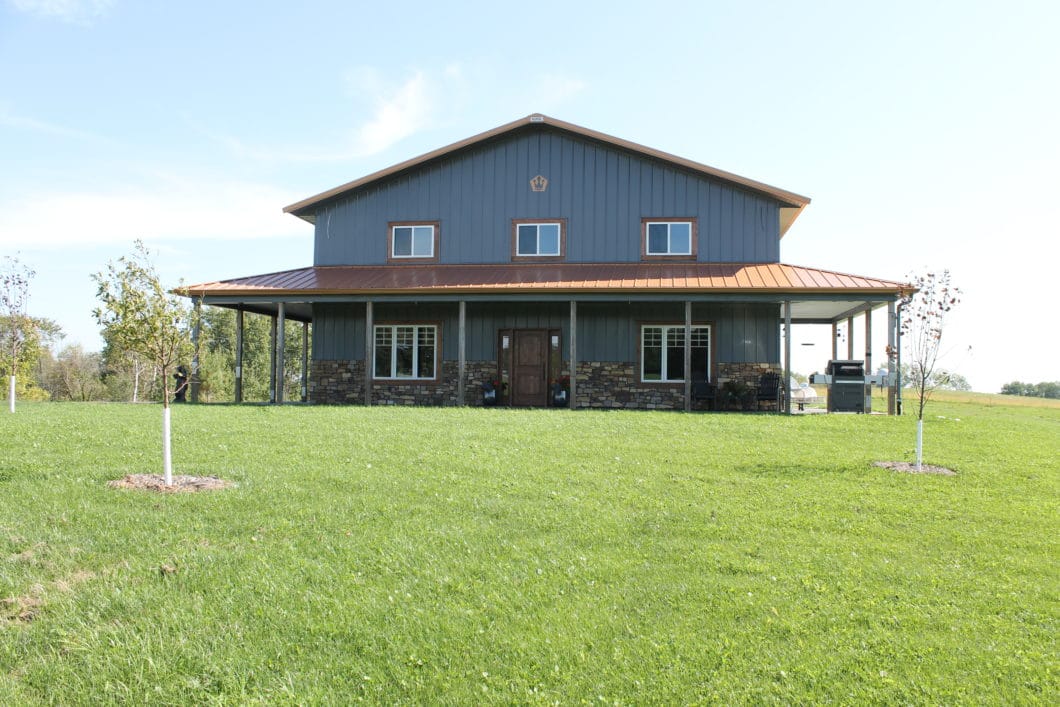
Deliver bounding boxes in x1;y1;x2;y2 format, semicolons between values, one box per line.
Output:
873;461;956;476
107;474;234;493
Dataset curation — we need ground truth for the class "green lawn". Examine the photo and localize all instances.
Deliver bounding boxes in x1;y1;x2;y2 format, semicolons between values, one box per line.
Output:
1;400;1057;704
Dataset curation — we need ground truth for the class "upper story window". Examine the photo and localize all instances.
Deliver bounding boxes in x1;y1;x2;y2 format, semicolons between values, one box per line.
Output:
641;218;697;260
512;219;566;260
388;221;439;263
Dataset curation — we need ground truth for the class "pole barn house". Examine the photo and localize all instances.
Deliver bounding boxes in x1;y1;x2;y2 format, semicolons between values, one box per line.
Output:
181;114;906;413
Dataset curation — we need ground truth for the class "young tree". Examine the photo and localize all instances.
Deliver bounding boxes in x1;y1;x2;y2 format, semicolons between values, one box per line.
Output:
1;256;36;412
2;314;61;402
899;270;961;470
92;241;193;484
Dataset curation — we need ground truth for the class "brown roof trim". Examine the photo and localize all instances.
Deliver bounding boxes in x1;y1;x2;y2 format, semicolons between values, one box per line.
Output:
178;262;908;299
283;114;812;227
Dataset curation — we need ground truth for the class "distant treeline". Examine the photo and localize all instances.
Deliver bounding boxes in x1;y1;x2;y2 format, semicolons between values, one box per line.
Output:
1000;381;1060;399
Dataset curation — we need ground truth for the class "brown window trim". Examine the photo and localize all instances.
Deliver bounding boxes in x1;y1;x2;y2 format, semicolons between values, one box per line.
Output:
370;320;442;384
387;221;440;264
640;217;698;261
511;218;567;262
636;320;715;384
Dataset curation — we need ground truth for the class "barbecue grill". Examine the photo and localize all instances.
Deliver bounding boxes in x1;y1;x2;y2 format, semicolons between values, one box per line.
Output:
825;359;866;413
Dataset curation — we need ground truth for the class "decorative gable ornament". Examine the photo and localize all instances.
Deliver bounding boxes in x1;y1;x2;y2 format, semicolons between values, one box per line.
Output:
530;175;548;192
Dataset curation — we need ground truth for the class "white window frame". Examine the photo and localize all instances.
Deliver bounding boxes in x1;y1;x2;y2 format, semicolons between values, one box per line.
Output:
373;324;437;380
390;224;435;259
515;222;562;257
644;221;693;256
640;324;711;383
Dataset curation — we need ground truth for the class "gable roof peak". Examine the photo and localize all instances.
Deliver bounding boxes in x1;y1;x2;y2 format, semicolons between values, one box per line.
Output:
283;114;811;235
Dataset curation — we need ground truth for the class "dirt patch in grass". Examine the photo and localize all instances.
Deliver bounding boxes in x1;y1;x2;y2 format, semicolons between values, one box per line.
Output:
1;595;44;623
873;461;957;476
3;570;99;624
108;474;234;493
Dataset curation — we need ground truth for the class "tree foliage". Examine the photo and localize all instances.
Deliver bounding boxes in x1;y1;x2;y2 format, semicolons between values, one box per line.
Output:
898;364;971;392
196;307;307;402
1;315;62;400
900;270;961;420
46;345;106;401
1001;381;1060;399
99;324;160;403
1;256;37;405
91;240;193;408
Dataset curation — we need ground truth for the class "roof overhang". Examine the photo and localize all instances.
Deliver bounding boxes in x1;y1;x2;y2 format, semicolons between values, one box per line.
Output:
177;262;910;323
283;114;812;236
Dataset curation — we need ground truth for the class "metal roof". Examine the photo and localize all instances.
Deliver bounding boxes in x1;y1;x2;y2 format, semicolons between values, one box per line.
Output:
283;114;812;235
179;262;907;299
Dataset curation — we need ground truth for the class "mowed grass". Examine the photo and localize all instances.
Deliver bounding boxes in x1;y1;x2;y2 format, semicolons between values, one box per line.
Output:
1;400;1056;704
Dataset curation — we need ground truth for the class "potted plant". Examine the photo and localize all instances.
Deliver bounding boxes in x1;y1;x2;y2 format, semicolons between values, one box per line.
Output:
481;379;501;406
719;380;753;411
550;375;570;407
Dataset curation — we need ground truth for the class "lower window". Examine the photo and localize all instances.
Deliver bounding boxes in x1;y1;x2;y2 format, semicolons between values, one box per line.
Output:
641;324;710;382
374;324;437;379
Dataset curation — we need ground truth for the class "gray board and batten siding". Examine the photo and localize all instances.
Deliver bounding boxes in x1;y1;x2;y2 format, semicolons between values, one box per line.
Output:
313;126;782;267
313;301;780;366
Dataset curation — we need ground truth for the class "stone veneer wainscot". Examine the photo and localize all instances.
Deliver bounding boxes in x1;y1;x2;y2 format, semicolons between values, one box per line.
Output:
309;360;498;406
311;359;781;409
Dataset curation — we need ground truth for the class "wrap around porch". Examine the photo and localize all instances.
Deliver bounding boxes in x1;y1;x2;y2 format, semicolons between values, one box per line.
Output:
185;289;902;414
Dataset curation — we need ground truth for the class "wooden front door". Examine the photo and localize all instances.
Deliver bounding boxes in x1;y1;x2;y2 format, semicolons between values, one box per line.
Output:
511;329;548;407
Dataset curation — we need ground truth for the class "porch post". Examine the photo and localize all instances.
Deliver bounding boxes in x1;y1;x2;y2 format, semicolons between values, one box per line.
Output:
864;308;873;413
458;300;466;406
784;301;792;415
190;300;201;403
275;302;286;404
831;321;838;360
846;316;855;359
301;321;309;403
887;301;897;415
569;300;577;410
268;314;277;404
234;307;244;403
684;300;692;412
364;300;373;406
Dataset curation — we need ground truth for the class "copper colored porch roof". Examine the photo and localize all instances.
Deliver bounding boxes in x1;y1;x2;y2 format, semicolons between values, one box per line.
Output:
180;263;908;298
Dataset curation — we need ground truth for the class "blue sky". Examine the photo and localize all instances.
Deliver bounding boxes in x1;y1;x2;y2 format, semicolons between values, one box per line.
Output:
2;0;1057;392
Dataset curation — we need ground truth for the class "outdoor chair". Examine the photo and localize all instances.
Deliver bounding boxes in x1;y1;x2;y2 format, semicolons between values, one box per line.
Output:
755;372;781;411
691;379;716;410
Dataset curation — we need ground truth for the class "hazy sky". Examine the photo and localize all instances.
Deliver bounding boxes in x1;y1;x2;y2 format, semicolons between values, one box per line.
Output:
2;0;1057;392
